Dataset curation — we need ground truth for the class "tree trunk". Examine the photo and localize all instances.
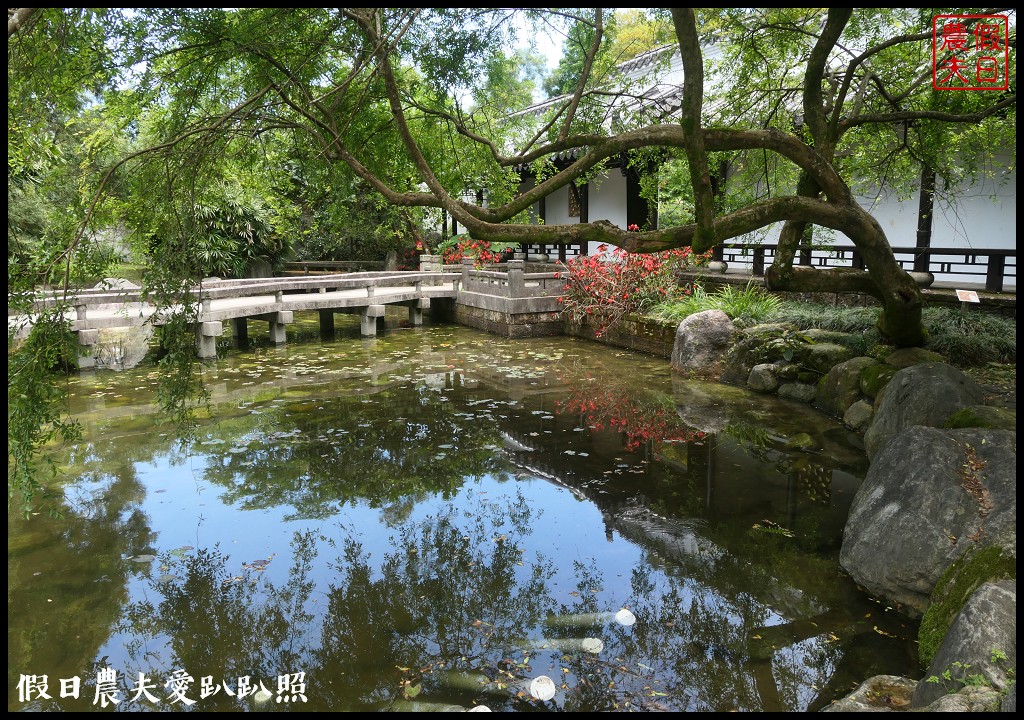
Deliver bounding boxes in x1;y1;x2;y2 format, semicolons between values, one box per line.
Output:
769;202;924;347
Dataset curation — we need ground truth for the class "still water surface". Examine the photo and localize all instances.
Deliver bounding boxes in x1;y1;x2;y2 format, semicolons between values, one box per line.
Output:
9;318;922;712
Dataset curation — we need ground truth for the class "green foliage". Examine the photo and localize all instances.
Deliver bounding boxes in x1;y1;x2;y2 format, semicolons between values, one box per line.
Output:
647;281;781;324
153;312;210;449
921;307;1017;367
542;10;608;99
7;313;82;515
925;655;1013;698
761;301;1016;367
607;9;675;64
766;300;880;334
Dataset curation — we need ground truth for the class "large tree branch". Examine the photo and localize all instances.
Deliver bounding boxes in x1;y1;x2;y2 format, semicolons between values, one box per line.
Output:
323;122;857;232
8;7;38;38
830;29;932;133
672;8;716;250
831;9;1014;135
556;9;605;143
804;8;851;151
839;96;1017;132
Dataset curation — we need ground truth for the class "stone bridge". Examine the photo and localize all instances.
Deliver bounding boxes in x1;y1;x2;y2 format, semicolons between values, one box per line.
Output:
10;256;566;368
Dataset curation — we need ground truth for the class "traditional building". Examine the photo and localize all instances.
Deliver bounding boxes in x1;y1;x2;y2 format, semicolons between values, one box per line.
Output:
505;43;1016;288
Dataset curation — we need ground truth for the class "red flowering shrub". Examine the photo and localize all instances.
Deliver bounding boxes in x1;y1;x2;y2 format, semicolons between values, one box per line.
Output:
438;234;517;266
558;241;711;336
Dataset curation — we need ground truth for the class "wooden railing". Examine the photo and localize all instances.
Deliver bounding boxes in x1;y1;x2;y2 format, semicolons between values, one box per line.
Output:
713;243;1016;292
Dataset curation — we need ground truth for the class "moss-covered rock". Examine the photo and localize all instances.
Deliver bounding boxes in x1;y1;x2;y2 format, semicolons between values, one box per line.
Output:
859;363;897;399
814;356;877;419
796;370;821;385
802;342;856;374
918;541;1016;667
885;347;946;368
944;405;1017;431
802;328;861;348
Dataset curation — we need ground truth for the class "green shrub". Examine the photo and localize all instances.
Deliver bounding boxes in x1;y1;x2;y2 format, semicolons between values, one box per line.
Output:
670;297;1014;368
922;307;1016;366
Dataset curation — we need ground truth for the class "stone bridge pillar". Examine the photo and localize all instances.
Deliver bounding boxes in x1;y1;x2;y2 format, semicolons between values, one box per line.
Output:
409;297;430;326
361;305;385;336
230;318;248;346
197;321;223;359
77;329;99;369
319;310;335;336
268;311;292;344
419;254;441;273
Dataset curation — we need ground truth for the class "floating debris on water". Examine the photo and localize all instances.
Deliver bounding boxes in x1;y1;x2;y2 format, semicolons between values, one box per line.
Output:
529;675;556;701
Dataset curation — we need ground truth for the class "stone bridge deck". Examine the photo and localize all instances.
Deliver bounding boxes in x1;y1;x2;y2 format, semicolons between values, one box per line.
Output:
10;258;566;367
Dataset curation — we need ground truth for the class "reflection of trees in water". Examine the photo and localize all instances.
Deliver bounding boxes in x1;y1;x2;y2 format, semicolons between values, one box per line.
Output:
8;463;156;712
121;533;319;712
197;387;510;520
313;495;556;710
15;328;916;711
105;487;912;712
114;495;563;711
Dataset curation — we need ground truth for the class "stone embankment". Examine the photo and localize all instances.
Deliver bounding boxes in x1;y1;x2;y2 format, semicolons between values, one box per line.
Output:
669;309;1017;713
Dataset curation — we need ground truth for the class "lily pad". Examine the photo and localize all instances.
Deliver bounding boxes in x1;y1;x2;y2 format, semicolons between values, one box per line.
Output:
131;554;157;563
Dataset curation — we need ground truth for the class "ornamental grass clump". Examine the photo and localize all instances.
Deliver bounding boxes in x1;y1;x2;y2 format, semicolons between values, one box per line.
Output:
647;281;781;325
558;243;708;337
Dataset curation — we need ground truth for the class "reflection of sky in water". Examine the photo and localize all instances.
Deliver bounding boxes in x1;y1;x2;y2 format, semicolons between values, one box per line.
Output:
10;324;922;712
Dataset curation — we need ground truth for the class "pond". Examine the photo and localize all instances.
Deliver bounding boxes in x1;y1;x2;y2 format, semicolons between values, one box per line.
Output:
8;315;922;712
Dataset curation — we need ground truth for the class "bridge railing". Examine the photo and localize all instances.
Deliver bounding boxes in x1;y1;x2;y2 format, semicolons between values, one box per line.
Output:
19;271;463;317
458;259;564;298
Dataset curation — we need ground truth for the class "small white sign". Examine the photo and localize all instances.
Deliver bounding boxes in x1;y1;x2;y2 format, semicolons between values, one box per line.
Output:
955;289;981;303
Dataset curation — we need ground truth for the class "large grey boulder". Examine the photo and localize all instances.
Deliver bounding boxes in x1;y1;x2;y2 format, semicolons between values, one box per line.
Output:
802;342;856;374
863;362;985;461
670;309;736;378
839;427;1016;616
747;363;780;392
912;580;1016;708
